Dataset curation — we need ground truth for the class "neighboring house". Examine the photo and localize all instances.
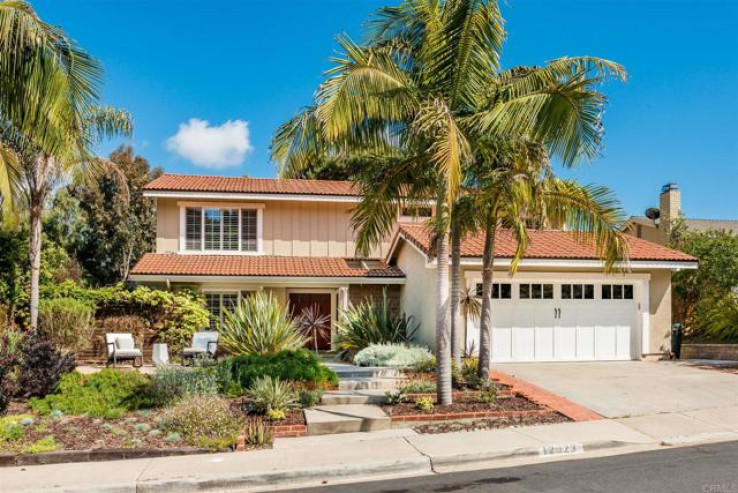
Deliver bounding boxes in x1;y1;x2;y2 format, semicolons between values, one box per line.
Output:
628;183;738;244
130;173;698;361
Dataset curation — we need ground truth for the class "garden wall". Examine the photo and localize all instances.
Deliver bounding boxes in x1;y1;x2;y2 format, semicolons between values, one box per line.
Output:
681;344;738;361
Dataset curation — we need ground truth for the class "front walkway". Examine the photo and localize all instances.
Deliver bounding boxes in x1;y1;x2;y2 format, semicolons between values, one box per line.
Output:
490;361;738;418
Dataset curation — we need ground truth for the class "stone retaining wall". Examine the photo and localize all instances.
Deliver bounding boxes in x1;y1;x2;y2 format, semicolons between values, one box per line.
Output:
681;344;738;361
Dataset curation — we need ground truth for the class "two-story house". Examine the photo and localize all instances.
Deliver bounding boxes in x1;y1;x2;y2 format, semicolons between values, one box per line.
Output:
130;173;698;360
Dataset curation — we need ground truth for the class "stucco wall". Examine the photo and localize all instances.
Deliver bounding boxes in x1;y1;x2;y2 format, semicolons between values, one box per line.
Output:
154;198;393;258
395;242;438;348
648;269;672;356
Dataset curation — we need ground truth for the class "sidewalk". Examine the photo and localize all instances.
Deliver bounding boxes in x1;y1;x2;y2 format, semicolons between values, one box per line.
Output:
4;409;738;493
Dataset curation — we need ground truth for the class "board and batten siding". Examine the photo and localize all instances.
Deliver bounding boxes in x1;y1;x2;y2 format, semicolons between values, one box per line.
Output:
154;198;393;259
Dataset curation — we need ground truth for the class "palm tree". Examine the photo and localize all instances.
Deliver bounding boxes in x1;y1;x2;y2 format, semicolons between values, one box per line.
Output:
459;285;481;354
0;2;132;329
297;305;331;354
272;0;625;404
471;138;628;379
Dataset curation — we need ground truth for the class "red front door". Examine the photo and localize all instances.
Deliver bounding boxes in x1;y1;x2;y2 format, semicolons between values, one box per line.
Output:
289;293;333;350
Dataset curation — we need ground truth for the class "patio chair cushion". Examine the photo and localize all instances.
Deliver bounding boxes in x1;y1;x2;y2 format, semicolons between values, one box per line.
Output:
112;349;141;358
115;337;135;351
191;331;219;354
181;347;203;356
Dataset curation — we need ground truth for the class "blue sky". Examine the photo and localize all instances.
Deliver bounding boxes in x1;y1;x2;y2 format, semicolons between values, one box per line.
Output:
34;0;737;219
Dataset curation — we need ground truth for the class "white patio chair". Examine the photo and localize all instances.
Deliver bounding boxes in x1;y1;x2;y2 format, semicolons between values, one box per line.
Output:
181;331;219;366
105;333;143;367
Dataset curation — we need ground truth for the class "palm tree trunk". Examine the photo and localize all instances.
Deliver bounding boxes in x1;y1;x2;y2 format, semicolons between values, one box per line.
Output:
28;192;43;332
450;216;462;368
477;209;497;380
435;188;453;405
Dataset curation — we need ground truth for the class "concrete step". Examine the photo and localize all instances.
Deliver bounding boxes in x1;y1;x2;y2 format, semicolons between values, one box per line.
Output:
326;363;404;379
338;377;403;391
304;404;391;436
322;390;388;405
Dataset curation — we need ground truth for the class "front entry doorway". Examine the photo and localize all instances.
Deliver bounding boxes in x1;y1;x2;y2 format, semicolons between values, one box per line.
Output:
289;292;333;350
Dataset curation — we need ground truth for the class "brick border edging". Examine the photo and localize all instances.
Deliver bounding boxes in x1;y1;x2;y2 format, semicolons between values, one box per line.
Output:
389;409;556;423
489;370;603;422
270;424;308;438
0;447;212;468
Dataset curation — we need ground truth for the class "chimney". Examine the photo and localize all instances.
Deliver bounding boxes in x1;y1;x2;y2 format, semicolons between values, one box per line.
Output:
659;182;681;244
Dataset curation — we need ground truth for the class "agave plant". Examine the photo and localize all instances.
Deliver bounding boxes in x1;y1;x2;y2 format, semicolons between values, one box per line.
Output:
220;292;306;356
245;376;298;413
333;290;419;361
297;305;331;354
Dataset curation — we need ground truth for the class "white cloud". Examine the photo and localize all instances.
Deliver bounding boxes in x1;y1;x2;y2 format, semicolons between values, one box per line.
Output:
166;118;253;168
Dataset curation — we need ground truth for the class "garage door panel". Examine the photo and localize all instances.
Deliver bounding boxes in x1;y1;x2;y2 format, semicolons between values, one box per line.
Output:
492;328;512;360
616;325;631;359
576;326;596;360
595;325;617;359
512;327;535;361
534;326;554;360
555;326;577;360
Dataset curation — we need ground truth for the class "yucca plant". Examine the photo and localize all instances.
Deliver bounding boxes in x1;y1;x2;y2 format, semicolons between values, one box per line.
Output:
333;290;419;361
220;292;306;356
245;376;298;414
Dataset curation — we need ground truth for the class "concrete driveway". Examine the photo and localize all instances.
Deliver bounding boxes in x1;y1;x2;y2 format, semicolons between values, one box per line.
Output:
491;361;738;418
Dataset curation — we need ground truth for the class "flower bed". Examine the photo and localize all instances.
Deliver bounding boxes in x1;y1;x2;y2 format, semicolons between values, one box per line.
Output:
414;414;569;434
383;394;558;423
263;409;307;438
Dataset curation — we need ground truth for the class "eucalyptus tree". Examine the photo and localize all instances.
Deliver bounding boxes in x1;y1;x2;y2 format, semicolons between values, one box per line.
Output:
0;1;132;329
273;0;626;404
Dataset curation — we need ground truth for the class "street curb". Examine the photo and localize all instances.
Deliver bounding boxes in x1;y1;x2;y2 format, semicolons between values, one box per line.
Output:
135;456;433;493
428;439;642;468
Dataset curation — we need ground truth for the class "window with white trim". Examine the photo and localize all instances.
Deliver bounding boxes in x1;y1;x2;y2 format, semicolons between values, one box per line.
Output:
184;207;260;252
205;292;246;329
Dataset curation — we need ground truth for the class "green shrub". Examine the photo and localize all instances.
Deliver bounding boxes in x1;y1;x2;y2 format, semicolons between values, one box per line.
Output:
24;436;58;454
41;282;210;355
0;415;28;442
165;396;243;451
266;409;286;421
476;383;498;404
246;376;298;413
411;357;436;374
334;291;419;360
220;349;338;392
243;418;273;447
384;389;406;406
298;389;323;408
220;292;306;356
415;396;434;412
38;297;95;353
400;379;436;394
353;343;433;368
151;367;219;403
29;369;156;418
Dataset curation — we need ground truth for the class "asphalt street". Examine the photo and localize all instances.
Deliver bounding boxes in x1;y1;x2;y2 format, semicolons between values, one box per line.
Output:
289;441;738;493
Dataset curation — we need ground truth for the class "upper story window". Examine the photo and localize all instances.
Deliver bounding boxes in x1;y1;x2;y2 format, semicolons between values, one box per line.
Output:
184;206;261;253
400;205;433;222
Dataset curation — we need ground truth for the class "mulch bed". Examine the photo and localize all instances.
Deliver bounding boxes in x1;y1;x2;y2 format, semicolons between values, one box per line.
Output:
383;394;544;418
691;364;738;375
413;413;570;434
0;409;203;456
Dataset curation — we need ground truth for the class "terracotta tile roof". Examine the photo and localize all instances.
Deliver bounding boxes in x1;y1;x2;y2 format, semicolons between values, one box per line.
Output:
130;254;405;278
396;222;697;263
144;174;359;196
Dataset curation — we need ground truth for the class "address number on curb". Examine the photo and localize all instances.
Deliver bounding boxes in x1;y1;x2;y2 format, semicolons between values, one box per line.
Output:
539;443;585;456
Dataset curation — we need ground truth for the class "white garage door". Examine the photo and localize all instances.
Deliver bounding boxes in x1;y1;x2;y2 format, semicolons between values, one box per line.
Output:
467;282;637;362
